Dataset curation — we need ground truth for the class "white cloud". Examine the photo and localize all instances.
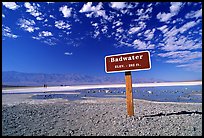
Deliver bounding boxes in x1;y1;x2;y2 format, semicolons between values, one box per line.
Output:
157;12;172;22
133;39;154;50
91;22;98;27
95;10;107;19
137;32;142;36
32;35;58;46
55;20;71;29
24;2;42;17
32;31;54;42
72;12;81;23
101;25;108;34
2;14;5;18
64;52;73;56
3;32;18;39
79;2;92;12
2;25;18;38
118;40;132;47
158;51;191;58
158;51;202;65
116;27;124;33
18;18;39;32
158;20;200;51
174;18;185;24
166;59;188;63
85;12;94;18
176;61;202;72
144;28;155;40
121;9;129;14
137;8;144;15
179;21;198;33
2;2;19;10
43;40;56;46
128;21;146;34
113;20;123;27
24;2;33;10
47;2;55;4
110;2;126;9
2;25;11;32
161;36;201;51
185;8;202;19
157;2;183;22
93;30;100;38
157;25;169;33
32;36;41;40
59;5;72;18
36;17;44;20
91;21;102;38
49;15;56;19
164;26;179;39
136;7;152;21
39;31;53;37
79;2;108;19
128;27;141;34
139;13;150;21
170;2;183;14
138;21;146;29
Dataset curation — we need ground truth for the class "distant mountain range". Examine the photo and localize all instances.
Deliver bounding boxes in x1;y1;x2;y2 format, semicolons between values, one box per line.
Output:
2;71;165;86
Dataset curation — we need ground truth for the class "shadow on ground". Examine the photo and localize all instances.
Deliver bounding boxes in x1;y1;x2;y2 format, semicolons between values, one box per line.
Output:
143;111;202;118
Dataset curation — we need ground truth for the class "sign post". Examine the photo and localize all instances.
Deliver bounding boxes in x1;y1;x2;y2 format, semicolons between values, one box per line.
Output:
105;51;151;117
125;71;134;116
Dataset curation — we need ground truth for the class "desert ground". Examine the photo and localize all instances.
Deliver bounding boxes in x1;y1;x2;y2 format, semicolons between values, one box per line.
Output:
2;82;202;136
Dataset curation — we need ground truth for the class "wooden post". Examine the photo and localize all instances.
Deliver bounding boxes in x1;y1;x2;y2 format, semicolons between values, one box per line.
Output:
125;71;134;116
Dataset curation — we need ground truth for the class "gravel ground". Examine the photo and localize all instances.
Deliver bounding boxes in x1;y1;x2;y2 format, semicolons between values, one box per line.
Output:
2;97;202;136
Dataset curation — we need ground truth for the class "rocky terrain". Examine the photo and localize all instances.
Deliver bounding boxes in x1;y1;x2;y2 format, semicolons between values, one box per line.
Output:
2;98;202;136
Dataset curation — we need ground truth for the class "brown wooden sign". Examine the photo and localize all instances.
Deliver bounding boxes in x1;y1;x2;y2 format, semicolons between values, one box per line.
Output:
105;51;151;73
105;51;151;116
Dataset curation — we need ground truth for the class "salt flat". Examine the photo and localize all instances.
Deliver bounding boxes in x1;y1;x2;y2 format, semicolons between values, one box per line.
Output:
2;81;202;94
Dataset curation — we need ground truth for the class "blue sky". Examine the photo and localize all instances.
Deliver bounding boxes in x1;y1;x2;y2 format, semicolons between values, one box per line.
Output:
2;2;202;81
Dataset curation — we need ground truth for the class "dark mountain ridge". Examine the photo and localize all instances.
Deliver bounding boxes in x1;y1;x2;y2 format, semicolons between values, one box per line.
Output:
2;71;165;86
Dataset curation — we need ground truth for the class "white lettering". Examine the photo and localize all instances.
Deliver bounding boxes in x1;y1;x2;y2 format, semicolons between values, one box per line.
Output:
135;56;139;59
115;65;124;68
111;58;115;62
110;54;144;63
132;56;135;60
119;56;123;61
123;57;128;61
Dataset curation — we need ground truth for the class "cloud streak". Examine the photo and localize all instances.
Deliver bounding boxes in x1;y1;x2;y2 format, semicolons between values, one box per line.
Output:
79;2;108;19
157;2;183;22
59;5;72;18
64;52;73;56
2;25;18;38
18;18;39;32
2;2;19;10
